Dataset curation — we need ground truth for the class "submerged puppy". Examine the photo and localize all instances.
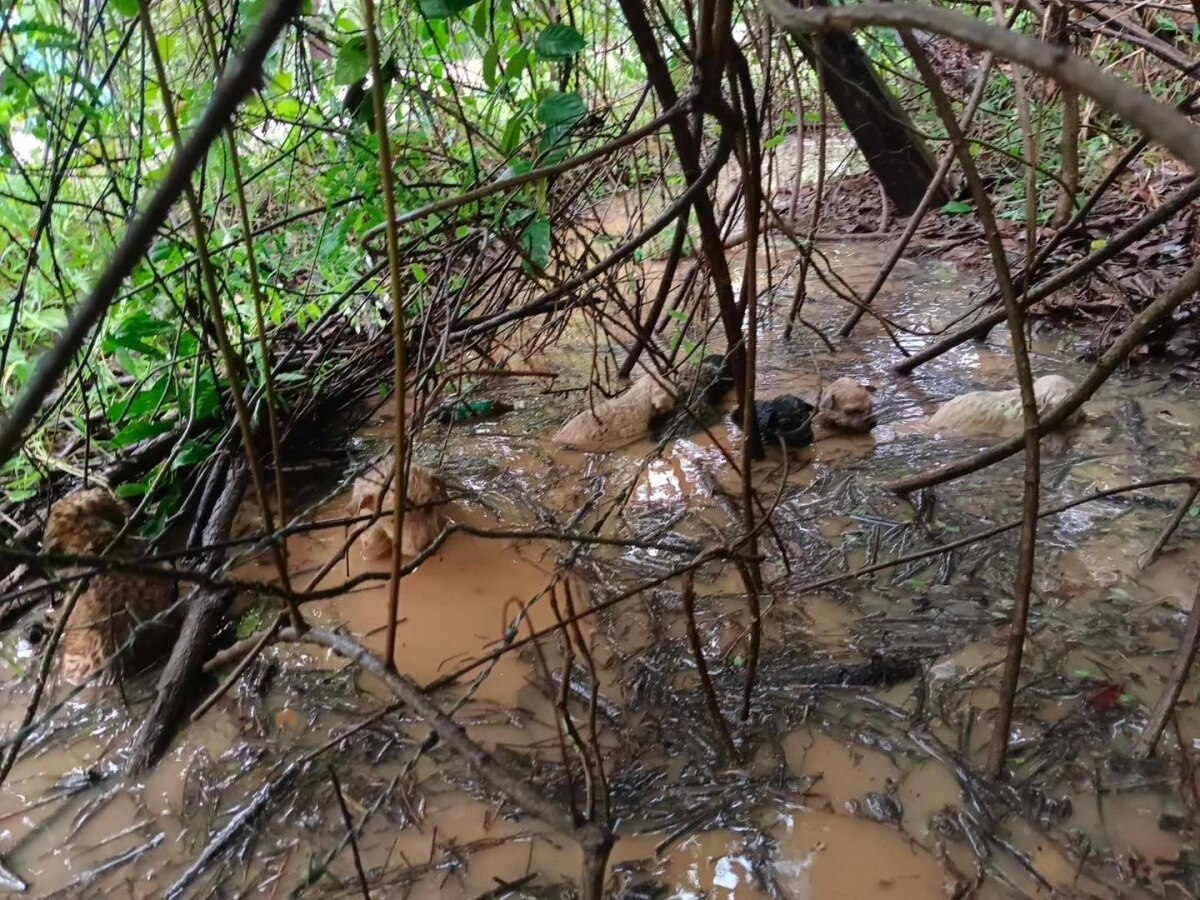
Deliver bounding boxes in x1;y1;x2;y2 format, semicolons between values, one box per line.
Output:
649;354;737;443
928;374;1079;435
553;373;676;452
754;377;878;448
42;488;178;686
813;377;878;438
349;459;450;561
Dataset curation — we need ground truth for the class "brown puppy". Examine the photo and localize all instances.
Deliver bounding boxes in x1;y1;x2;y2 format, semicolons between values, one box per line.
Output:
349;460;450;561
811;377;877;440
553;373;676;452
42;488;176;686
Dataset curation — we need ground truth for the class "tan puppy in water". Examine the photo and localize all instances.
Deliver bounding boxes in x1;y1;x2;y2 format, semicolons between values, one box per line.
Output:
928;374;1079;435
349;459;450;561
812;377;877;439
42;488;178;686
553;373;676;452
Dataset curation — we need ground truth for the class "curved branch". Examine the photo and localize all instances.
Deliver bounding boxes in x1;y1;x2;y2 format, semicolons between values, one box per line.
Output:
762;0;1200;173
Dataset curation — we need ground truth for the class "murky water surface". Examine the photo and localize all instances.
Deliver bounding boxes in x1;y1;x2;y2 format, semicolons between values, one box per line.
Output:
2;179;1199;897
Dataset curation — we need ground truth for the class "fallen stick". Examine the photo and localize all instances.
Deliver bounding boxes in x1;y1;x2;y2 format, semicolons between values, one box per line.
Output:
126;464;248;775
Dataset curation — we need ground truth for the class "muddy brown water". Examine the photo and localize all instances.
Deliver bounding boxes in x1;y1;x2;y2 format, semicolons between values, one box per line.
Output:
2;231;1199;898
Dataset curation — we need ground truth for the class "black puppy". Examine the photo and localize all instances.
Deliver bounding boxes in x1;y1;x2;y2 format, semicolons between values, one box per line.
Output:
651;354;815;449
754;395;815;448
699;354;735;405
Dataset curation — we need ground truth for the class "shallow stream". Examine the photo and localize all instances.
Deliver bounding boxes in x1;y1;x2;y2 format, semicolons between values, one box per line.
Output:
2;226;1199;898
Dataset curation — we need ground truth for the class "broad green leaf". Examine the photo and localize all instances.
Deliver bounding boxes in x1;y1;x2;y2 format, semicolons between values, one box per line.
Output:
319;217;353;260
535;24;585;60
483;41;500;88
111;0;139;18
537;91;585;126
942;199;973;215
520;215;551;272
500;116;523;155
335;37;369;85
13;20;77;41
172;438;212;470
539;122;571;164
114;481;149;499
274;96;302;119
104;310;172;357
111;419;173;448
504;46;529;81
192;372;222;420
25;307;67;334
417;0;482;19
237;604;267;640
108;374;171;423
471;0;489;37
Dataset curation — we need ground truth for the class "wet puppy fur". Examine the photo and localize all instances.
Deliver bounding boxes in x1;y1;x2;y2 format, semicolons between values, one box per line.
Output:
682;355;877;448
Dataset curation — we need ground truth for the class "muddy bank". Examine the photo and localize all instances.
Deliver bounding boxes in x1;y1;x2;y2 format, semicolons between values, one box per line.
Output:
2;236;1199;898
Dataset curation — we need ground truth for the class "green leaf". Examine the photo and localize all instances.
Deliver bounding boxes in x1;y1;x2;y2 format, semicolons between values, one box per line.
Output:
111;419;173;448
539;122;571;164
500;116;523;155
1089;238;1108;251
335;37;369;86
483;41;500;88
319;216;353;260
172;438;212;471
504;46;530;81
942;200;973;215
237;603;267;640
104;310;172;357
191;372;222;420
471;0;489;37
537;91;585;126
111;0;140;18
274;96;301;119
109;375;172;423
114;481;148;499
417;0;482;19
520;215;551;272
1154;14;1180;35
535;24;585;60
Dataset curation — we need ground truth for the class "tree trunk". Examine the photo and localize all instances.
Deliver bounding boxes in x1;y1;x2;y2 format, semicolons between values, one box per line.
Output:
786;10;950;215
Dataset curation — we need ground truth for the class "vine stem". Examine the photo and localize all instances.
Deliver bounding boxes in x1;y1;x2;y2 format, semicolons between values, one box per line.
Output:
361;0;408;671
901;33;1041;779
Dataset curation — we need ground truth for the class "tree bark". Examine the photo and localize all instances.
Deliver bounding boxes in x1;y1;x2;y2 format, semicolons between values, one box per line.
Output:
786;2;950;215
126;463;248;775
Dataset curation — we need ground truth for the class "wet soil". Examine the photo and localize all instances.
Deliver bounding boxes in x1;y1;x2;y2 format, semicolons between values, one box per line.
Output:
3;160;1200;898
